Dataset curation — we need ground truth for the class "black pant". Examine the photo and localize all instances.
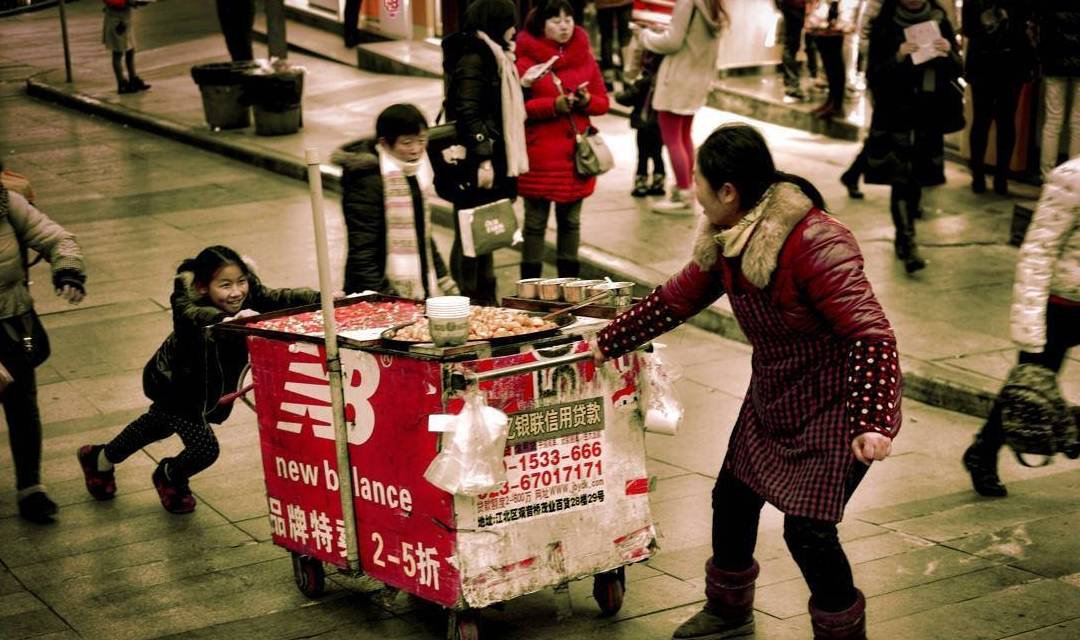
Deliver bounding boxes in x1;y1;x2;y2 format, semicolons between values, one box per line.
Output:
597;4;632;71
343;0;361;45
523;198;582;272
780;4;807;91
636;120;664;176
104;405;220;481
450;207;498;306
844;142;869;182
969;79;1024;178
814;34;845;107
978;299;1080;449
1;345;42;491
215;0;255;62
712;465;868;612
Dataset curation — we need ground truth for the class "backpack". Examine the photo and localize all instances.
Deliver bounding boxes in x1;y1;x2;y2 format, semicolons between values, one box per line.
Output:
999;363;1080;467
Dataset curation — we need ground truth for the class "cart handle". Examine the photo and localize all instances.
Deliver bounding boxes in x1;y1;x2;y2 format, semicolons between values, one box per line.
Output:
450;349;596;390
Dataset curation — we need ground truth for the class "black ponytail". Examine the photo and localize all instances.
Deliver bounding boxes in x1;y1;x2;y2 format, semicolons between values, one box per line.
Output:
697;123;827;212
178;245;250;288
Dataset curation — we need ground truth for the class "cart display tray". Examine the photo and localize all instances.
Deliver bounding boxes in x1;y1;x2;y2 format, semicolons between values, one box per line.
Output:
381;309;574;349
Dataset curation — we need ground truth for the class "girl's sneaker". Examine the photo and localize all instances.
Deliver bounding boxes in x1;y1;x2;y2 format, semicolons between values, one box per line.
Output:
77;444;117;500
647;174;667;196
151;459;196;514
650;188;694;215
631;176;649;197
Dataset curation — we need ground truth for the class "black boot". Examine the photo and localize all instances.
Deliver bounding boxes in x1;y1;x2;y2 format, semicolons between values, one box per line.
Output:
520;262;543;279
971;171;986;194
672;559;757;639
890;198;926;274
840;170;864;199
963;436;1007;497
556;259;580;278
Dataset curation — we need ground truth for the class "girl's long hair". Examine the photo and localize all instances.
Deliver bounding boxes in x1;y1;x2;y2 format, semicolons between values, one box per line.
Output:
697;123;826;211
178;245;250;288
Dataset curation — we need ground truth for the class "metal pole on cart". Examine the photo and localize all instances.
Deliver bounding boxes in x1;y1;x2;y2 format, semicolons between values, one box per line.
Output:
304;148;361;572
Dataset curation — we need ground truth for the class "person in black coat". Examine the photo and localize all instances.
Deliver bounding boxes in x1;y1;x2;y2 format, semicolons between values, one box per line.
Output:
332;104;457;298
215;0;255;62
440;0;528;306
864;0;962;275
964;0;1035;195
78;247;320;514
1034;0;1080;177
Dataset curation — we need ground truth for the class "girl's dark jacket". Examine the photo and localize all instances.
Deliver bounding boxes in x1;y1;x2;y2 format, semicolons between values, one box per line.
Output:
143;264;318;423
332;139;450;295
441;31;518;208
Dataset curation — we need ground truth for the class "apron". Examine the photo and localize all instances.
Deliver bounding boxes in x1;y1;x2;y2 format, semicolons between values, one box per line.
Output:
720;260;857;522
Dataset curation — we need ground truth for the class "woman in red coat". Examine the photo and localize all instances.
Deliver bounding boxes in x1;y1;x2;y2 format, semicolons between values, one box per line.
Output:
592;123;901;640
515;0;609;278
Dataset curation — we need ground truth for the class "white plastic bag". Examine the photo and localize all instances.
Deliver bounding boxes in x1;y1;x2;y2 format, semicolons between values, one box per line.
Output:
424;391;510;495
638;345;684;435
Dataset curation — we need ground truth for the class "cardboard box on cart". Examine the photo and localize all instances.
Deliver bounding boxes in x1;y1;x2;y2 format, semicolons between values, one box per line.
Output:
234;299;657;615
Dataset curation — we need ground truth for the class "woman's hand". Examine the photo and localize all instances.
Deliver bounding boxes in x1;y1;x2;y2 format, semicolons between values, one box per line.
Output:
478;160;495;189
554;94;573;114
851;432;893;464
56;284;84;304
223;309;259;323
575;86;591;109
896;41;920;61
332;290;346;300
590;340;607;365
932;37;951;54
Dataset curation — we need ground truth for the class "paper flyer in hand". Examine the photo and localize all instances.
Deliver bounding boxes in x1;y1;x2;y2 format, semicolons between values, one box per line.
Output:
904;20;943;65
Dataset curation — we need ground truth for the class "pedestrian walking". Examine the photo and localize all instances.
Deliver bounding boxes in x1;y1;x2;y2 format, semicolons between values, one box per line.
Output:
963;156;1080;497
963;0;1035;196
635;0;726;215
863;0;962;274
837;0;884;199
77;246;321;514
515;0;609;280
776;0;810;103
332;104;458;298
1033;1;1080;179
595;0;634;90
102;0;151;94
440;0;528;305
591;123;901;640
805;0;860;119
1;185;86;524
616;48;666;198
214;0;256;62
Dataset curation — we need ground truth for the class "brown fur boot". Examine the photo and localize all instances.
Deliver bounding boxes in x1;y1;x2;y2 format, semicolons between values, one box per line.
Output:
672;558;758;639
809;589;866;640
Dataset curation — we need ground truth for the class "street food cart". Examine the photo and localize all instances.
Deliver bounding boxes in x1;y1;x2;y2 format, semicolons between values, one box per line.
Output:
218;294;657;639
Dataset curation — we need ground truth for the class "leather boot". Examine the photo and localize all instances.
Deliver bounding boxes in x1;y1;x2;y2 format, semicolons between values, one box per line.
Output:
890;199;925;273
556;259;580;278
672;559;757;639
809;589;866;640
963;436;1007;497
520;262;543;279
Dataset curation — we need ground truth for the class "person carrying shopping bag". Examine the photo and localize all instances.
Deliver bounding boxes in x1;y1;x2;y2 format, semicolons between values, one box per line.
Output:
592;123;901;640
515;0;609;280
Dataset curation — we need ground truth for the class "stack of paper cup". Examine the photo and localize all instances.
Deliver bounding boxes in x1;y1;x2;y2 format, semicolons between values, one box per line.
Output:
426;296;471;346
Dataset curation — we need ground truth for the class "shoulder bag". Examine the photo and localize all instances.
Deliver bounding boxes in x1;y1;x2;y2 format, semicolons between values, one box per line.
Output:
568;113;614;178
999;362;1080;466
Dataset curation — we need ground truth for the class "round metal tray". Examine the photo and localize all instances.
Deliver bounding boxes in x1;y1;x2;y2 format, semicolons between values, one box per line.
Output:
381;311;575;348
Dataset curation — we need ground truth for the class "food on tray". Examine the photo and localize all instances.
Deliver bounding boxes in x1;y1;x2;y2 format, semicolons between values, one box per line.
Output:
393;306;558;343
252;300;424;335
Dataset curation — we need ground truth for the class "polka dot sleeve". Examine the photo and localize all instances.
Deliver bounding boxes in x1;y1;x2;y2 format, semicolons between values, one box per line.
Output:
597;287;684;360
845;338;902;439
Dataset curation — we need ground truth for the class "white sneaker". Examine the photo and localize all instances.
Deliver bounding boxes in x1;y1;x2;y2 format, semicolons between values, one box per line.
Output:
651;189;694;215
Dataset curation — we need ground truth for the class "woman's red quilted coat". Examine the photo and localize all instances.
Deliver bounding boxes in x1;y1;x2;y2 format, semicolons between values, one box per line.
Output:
514;26;609;203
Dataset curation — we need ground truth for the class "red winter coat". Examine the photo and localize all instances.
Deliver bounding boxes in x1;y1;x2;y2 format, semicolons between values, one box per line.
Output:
598;183;902;521
514;26;609;203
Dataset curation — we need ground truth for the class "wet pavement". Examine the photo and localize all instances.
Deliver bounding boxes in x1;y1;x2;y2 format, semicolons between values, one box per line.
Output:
1;2;1079;639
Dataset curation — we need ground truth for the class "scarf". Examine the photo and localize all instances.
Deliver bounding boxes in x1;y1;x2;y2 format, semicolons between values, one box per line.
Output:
378;144;440;300
476;31;530;177
715;185;775;258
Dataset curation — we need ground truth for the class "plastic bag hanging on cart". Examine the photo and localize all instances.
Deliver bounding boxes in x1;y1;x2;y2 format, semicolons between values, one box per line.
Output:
424;391;510;495
638;344;684;435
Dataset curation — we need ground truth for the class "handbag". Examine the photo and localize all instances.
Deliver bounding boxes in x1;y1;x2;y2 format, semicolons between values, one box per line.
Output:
568;114;615;178
998;363;1080;467
427;109;471;203
936;73;966;134
457;198;519;257
1;309;50;368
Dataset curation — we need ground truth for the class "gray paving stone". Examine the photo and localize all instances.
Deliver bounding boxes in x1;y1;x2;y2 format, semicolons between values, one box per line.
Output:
866;565;1039;624
1003;617;1080;639
947;512;1080;578
0;606;72;639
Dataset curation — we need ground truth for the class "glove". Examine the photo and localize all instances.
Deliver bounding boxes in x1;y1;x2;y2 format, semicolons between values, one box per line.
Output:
438;275;461;296
52;269;86;293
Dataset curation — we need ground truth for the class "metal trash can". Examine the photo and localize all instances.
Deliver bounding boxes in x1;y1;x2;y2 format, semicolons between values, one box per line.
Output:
191;62;257;130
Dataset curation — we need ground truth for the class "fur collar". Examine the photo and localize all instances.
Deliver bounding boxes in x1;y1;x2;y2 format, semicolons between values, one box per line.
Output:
515;26;593;70
692;181;813;288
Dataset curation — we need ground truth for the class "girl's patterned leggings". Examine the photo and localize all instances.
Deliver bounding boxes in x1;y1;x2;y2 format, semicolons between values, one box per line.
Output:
103;405;220;481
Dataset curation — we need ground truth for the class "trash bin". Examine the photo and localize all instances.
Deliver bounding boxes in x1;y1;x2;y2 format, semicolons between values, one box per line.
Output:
191;62;257;130
242;62;305;136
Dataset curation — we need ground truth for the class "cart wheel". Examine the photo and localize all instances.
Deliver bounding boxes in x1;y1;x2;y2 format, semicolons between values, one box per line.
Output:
291;552;325;598
447;611;480;640
593;566;626;616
